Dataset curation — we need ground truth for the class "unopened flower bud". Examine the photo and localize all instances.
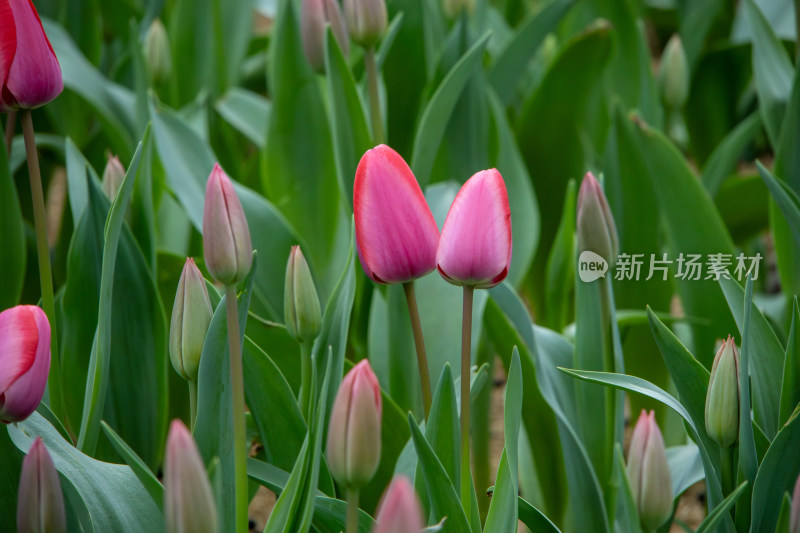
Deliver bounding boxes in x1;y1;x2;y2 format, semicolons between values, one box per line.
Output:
705;336;740;448
344;0;387;49
658;35;689;110
372;476;424;533
442;0;474;19
326;360;382;489
170;258;213;383
284;246;322;343
627;410;673;532
301;0;350;73
202;163;253;286
17;437;65;533
164;420;218;533
143;19;172;84
577;172;619;265
101;155;126;200
791;472;800;533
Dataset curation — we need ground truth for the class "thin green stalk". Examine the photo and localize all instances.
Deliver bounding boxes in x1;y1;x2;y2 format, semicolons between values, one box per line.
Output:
721;445;735;498
188;381;198;432
22;110;65;424
346;488;359;533
299;341;313;422
364;47;384;145
225;286;248;533
460;286;474;520
4;110;15;153
403;282;432;418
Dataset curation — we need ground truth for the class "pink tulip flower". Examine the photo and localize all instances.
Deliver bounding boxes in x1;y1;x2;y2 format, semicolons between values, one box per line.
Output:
0;0;63;111
372;476;424;533
354;145;440;284
627;410;672;532
17;437;65;533
0;305;51;423
326;360;382;489
436;169;511;289
202;163;253;286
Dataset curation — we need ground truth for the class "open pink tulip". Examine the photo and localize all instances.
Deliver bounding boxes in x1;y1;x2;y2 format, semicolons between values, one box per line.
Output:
326;360;382;489
627;410;672;532
202;163;253;286
0;0;63;111
0;305;51;423
372;476;424;533
17;437;65;533
354;145;440;284
436;169;511;288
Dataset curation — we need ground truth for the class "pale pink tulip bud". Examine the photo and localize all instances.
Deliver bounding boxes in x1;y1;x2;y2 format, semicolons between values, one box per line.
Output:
169;258;213;383
164;420;218;533
705;336;740;448
326;360;382;489
202;163;253;286
354;145;439;284
627;410;673;532
343;0;387;48
0;0;63;111
436;169;512;289
0;305;51;423
372;476;424;533
791;472;800;533
301;0;349;73
17;437;65;533
577;172;619;263
101;155;125;200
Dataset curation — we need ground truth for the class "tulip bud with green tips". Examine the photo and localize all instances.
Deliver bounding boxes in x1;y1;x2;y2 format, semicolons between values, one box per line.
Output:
143;19;172;84
627;410;673;532
17;437;65;533
344;0;387;48
169;258;213;383
284;246;321;343
705;336;740;448
658;35;689;110
101;155;125;200
577;172;619;265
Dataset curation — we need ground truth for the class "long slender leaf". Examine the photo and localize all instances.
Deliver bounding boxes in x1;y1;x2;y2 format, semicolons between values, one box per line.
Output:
695;482;749;533
780;298;800;426
738;277;758;484
100;422;163;510
758;161;800;248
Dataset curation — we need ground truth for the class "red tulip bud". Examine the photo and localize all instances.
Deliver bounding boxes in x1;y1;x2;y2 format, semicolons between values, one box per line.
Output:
436;169;512;289
372;476;424;533
17;437;65;533
0;0;63;111
0;305;51;423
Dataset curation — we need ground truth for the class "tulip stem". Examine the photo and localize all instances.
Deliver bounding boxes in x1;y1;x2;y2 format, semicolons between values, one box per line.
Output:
225;285;249;533
299;341;313;422
188;381;198;432
346;489;359;533
460;286;474;521
22;110;66;427
364;47;384;145
4;110;15;153
403;282;432;419
720;445;735;497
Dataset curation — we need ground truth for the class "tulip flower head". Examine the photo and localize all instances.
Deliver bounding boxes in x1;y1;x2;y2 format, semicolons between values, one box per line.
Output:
705;336;740;448
576;172;619;264
169;258;213;383
436;169;512;289
372;476;424;533
301;0;349;73
202;163;253;286
101;155;125;200
354;145;440;284
164;420;218;533
344;0;387;49
284;246;322;343
326;360;382;489
143;18;172;84
627;410;672;532
0;0;63;111
17;437;65;533
658;35;689;110
0;305;50;423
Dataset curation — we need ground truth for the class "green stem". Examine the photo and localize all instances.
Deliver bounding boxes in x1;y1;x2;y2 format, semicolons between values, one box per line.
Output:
4;110;15;153
22;110;65;425
188;380;198;432
721;445;735;498
364;47;384;145
460;286;474;521
346;488;359;533
299;341;313;422
403;282;432;419
225;286;248;533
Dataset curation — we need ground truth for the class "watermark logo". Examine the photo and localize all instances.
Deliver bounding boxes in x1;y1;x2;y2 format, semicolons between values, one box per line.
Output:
578;251;609;282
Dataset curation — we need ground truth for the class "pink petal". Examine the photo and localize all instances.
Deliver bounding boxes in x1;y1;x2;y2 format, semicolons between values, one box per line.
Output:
373;476;425;533
0;0;16;101
436;169;511;288
3;0;62;111
354;145;439;284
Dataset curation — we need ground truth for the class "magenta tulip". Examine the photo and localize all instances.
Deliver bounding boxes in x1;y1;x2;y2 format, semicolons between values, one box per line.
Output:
372;476;424;533
436;169;511;289
0;0;63;112
0;305;51;423
326;360;382;489
17;437;65;533
354;145;439;284
627;410;672;532
202;163;253;286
